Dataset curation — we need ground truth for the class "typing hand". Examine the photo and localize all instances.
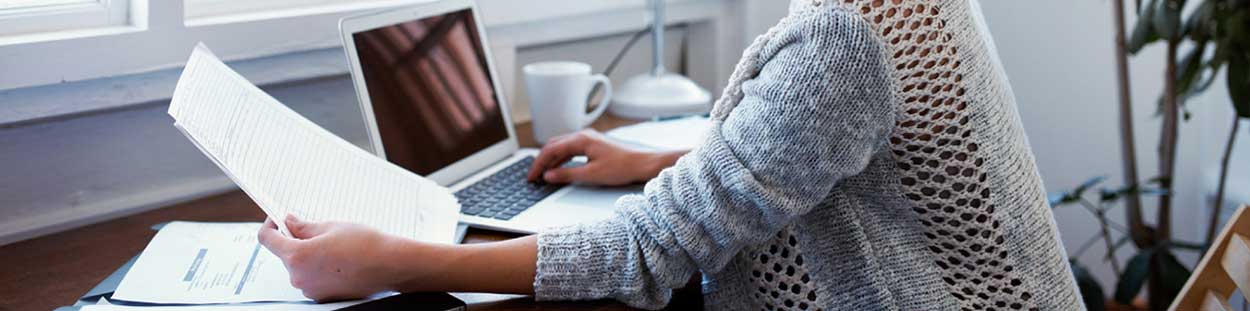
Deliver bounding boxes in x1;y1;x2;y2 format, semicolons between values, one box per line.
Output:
527;130;679;186
258;215;428;302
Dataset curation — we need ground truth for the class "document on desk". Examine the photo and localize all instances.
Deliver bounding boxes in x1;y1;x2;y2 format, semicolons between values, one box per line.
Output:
166;43;458;242
605;116;710;151
112;222;311;304
82;303;358;311
84;297;363;311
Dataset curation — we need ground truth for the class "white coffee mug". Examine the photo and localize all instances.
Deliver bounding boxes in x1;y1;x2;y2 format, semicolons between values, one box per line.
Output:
523;61;612;144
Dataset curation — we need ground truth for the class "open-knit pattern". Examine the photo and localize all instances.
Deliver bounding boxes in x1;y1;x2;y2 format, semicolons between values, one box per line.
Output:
748;228;822;311
841;0;1035;310
532;1;1083;310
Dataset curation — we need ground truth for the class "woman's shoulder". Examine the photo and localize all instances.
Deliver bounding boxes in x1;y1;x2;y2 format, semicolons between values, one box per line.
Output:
765;4;878;44
760;1;888;60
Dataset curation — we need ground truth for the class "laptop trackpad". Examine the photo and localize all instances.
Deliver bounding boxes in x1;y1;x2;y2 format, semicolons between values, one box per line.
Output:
553;184;643;208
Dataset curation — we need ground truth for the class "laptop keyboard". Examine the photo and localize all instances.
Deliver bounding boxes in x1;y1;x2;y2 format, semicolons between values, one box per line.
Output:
455;156;560;220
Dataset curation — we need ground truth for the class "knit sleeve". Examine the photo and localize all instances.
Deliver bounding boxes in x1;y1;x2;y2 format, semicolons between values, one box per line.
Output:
533;7;895;309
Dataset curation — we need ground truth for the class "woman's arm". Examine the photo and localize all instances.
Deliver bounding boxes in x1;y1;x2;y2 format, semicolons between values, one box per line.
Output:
260;127;686;301
258;215;540;301
526;129;688;186
391;234;539;294
530;8;895;309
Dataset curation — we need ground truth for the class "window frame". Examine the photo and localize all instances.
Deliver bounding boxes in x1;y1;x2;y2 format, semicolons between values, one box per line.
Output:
0;0;132;38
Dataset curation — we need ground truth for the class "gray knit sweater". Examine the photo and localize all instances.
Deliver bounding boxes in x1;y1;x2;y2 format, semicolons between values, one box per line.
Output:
533;0;1084;310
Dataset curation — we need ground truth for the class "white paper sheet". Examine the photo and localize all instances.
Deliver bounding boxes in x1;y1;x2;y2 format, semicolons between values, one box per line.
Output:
167;43;458;243
81;301;363;311
112;222;309;304
605;116;710;151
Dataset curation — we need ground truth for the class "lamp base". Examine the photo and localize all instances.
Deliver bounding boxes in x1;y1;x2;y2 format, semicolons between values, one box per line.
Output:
610;73;711;120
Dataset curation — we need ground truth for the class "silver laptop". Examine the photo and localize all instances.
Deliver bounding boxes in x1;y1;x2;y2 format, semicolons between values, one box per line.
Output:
339;0;638;234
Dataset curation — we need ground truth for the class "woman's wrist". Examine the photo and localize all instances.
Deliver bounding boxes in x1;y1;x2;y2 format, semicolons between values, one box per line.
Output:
639;150;687;182
383;237;461;292
384;235;538;295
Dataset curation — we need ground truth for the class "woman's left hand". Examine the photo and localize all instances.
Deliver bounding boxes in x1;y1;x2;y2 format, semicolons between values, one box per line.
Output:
258;215;439;302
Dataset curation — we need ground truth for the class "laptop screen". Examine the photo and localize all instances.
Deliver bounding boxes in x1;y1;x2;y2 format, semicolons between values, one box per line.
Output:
353;8;508;176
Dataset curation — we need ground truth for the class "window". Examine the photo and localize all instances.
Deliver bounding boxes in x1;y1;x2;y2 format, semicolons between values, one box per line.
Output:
184;0;424;25
0;0;701;92
0;0;132;37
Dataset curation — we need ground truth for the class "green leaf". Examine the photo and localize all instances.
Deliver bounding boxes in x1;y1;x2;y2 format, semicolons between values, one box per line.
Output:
1152;0;1180;39
1184;59;1220;100
1147;175;1170;185
1229;48;1250;118
1071;260;1107;311
1175;43;1207;99
1099;188;1122;202
1138;186;1170;197
1211;38;1232;69
1049;176;1106;206
1182;1;1212;40
1115;248;1154;304
1047;192;1070;207
1074;176;1107;198
1153;250;1193;306
1225;11;1248;46
1128;0;1159;54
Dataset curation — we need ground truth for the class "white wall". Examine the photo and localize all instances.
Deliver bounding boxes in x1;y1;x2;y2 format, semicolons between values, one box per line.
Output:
976;0;1248;293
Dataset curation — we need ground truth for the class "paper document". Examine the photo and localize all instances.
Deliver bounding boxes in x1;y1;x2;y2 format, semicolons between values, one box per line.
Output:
82;301;362;311
168;43;458;242
112;222;311;304
605;116;710;151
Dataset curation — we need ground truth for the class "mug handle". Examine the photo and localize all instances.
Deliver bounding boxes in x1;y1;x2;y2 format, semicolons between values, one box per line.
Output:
583;74;612;127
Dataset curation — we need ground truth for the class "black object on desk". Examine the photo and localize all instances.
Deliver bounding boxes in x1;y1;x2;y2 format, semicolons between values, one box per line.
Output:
338;292;465;311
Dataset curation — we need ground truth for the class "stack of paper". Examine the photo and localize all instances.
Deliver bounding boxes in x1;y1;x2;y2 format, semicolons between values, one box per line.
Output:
112;222;311;304
168;43;459;242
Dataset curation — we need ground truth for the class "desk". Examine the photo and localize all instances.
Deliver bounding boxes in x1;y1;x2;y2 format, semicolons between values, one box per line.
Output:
0;115;702;311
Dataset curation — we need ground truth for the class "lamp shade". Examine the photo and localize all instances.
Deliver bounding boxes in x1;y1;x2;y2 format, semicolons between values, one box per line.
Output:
609;0;711;120
610;72;711;119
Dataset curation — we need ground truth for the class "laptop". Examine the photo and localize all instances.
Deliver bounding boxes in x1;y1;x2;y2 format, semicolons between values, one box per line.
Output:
339;0;639;234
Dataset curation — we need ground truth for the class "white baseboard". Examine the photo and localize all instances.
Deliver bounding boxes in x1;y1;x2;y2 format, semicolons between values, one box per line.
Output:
0;176;238;246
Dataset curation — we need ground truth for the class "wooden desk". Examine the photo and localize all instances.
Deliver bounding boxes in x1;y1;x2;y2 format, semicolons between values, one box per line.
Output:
0;116;702;310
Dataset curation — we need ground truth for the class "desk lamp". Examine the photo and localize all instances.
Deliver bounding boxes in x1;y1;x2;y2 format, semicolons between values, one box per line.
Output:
609;0;711;120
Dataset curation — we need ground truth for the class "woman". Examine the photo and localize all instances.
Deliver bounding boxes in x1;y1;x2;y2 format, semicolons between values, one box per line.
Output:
259;0;1085;309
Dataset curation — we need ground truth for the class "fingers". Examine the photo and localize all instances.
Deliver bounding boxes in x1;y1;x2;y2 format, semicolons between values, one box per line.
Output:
528;131;594;181
542;164;596;184
285;214;331;239
259;219;300;256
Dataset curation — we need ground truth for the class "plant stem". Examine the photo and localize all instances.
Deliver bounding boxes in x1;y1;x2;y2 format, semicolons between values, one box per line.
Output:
1157;36;1179;248
1110;0;1150;248
1148;28;1182;311
1082;200;1123;275
1207;116;1240;244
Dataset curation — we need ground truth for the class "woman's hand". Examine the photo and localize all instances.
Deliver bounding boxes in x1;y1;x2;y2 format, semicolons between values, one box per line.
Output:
259;215;539;301
258;215;447;302
527;130;687;186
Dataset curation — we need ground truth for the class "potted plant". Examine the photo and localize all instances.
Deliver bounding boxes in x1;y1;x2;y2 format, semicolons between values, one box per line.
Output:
1053;0;1249;310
